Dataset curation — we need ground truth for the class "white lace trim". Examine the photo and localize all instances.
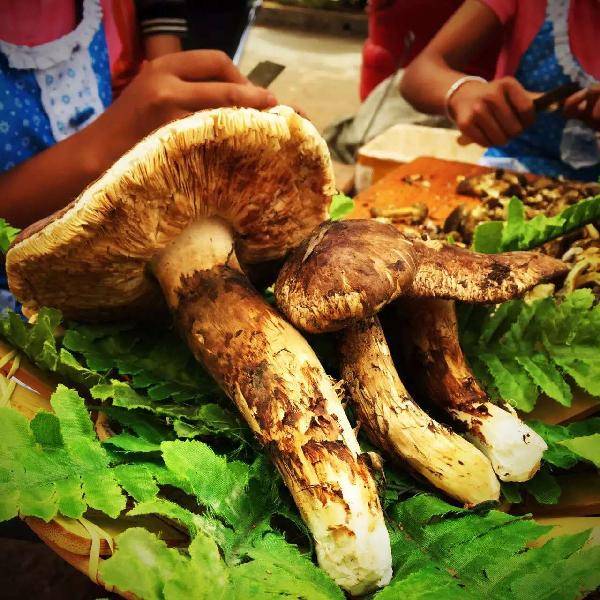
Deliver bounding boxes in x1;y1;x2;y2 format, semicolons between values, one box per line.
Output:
547;0;598;87
547;0;600;169
0;0;103;70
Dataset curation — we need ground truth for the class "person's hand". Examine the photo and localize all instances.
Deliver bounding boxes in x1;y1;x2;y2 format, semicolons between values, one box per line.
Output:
563;86;600;131
92;50;278;165
447;77;536;146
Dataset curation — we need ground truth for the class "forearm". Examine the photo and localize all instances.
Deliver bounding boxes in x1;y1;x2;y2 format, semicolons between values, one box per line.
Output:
136;0;187;60
400;0;501;116
400;55;467;115
0;130;100;228
144;34;182;59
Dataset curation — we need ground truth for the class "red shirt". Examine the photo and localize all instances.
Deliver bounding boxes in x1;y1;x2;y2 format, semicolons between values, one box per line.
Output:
0;0;140;91
481;0;600;79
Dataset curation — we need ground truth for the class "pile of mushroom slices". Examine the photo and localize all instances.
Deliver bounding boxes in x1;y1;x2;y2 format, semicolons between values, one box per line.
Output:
6;106;567;596
275;219;568;502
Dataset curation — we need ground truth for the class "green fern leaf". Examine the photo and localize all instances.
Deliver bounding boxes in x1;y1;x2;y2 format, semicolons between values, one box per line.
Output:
0;385;125;521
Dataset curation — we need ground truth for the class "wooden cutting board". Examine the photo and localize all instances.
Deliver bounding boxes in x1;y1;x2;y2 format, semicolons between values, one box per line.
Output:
351;156;490;223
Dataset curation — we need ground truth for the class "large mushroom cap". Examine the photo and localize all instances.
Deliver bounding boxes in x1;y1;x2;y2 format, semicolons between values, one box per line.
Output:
275;219;569;333
7;106;334;320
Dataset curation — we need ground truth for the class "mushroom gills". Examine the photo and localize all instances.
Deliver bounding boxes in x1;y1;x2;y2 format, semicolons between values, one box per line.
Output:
152;217;392;595
340;316;500;506
398;298;547;482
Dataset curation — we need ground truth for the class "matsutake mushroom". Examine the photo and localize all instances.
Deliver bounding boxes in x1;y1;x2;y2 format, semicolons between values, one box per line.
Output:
398;298;547;482
339;315;500;504
275;219;568;504
6;108;392;595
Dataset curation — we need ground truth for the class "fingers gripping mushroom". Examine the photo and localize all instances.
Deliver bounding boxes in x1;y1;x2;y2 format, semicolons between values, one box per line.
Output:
6;108;392;595
275;220;567;504
340;316;501;505
398;298;547;482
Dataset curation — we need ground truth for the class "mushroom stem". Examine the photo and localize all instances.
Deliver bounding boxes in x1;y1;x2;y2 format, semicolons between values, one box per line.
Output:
152;218;392;595
340;316;500;506
399;298;547;482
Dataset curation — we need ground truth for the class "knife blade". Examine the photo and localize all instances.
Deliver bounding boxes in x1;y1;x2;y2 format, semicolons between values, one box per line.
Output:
533;82;581;113
246;61;285;89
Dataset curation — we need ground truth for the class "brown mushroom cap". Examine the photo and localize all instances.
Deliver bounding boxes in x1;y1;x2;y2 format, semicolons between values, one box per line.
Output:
7;106;334;320
275;219;569;333
275;220;417;333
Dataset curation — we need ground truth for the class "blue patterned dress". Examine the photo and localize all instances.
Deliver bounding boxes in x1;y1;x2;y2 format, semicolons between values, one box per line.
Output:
482;0;600;180
0;0;112;309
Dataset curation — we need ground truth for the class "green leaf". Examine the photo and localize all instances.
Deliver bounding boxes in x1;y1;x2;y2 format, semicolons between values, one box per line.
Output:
478;353;538;411
128;498;200;536
161;440;250;526
103;432;162;453
101;527;342;600
112;463;160;502
523;466;561;505
172;404;248;444
460;291;600;412
377;494;600;600
328;193;354;221
515;354;572;406
558;434;600;467
0;218;20;254
527;419;600;469
501;482;523;504
375;565;473;600
100;528;229;600
92;380;155;410
0;386;126;521
63;322;222;403
472;195;600;253
231;534;344;600
0;308;101;387
160;441;281;559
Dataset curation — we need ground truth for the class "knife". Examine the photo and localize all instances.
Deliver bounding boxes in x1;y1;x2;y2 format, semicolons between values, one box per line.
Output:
533;81;581;113
246;60;285;89
457;82;582;145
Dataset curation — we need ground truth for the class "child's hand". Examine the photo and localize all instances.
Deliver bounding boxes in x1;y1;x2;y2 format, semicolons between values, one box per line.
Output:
98;50;277;156
563;86;600;131
447;77;536;146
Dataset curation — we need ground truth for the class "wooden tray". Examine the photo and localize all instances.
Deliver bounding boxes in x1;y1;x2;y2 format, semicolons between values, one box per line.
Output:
0;341;187;599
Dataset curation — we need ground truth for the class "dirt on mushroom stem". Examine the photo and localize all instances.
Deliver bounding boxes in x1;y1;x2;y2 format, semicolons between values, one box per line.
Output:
397;298;547;483
340;316;501;506
151;217;392;596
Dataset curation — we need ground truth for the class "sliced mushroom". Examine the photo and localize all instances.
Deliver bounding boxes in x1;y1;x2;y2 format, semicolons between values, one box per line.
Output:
341;316;501;505
398;298;547;482
275;219;567;504
6;108;392;594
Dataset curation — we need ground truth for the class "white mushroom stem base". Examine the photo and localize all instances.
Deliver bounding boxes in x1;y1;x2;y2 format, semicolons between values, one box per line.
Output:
399;298;546;483
451;403;547;482
340;317;500;506
152;218;392;595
